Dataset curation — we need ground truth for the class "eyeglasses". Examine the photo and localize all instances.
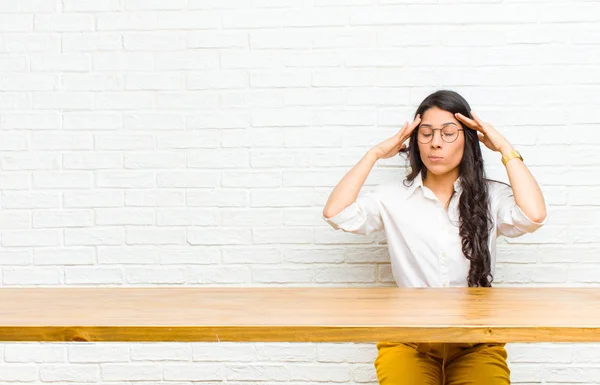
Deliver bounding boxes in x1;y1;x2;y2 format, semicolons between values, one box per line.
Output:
417;126;464;144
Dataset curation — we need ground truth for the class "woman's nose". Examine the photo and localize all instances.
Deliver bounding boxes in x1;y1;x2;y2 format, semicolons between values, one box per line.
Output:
430;130;444;147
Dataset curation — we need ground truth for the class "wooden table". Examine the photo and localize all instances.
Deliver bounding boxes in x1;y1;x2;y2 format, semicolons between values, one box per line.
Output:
0;287;598;343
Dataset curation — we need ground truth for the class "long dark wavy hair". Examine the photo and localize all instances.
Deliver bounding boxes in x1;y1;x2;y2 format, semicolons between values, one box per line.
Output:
399;90;497;287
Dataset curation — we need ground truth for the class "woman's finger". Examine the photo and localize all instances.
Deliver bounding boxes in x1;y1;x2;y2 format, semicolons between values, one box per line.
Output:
411;113;422;130
396;121;408;138
472;111;495;134
401;114;421;140
471;111;485;126
455;112;481;131
470;111;494;134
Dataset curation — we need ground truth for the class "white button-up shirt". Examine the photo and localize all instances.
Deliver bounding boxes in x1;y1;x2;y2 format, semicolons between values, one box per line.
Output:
322;171;549;288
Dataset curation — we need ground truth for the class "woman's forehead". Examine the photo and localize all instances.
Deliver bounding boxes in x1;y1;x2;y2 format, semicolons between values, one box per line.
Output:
420;107;458;125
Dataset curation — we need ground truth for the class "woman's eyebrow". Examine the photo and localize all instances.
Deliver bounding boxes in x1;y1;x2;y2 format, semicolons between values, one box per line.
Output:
419;122;457;127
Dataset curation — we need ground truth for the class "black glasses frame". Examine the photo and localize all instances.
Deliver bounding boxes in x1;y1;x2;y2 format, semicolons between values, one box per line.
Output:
417;127;464;144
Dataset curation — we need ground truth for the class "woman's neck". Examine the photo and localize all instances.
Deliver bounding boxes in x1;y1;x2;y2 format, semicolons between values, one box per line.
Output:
422;168;460;196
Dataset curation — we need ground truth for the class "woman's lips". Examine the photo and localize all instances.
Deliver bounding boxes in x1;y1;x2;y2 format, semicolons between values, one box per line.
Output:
429;156;443;162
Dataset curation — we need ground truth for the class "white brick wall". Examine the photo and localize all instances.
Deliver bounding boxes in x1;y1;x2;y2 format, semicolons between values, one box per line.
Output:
0;0;599;383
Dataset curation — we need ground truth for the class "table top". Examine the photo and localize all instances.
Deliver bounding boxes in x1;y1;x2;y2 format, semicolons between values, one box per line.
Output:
0;287;598;342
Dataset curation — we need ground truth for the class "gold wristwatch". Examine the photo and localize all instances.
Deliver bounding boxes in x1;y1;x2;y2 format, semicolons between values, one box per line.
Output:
501;149;523;166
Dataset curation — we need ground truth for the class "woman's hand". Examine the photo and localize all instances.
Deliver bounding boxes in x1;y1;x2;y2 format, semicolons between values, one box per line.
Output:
455;111;513;154
370;114;422;160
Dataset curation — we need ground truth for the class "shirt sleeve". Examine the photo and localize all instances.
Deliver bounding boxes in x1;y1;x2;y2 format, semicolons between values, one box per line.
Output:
321;184;384;235
493;182;549;238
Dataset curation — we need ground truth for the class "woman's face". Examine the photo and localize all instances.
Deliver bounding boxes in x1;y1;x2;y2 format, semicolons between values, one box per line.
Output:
417;107;465;176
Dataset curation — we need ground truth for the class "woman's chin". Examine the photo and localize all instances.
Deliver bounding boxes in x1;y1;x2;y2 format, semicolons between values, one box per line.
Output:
425;163;453;175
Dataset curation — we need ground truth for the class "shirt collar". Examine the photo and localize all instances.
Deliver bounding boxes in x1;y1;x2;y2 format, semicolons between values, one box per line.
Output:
453;175;463;194
406;170;463;198
406;171;423;198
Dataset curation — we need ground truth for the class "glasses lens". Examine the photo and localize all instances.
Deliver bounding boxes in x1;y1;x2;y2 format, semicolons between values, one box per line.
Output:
418;128;433;143
441;126;458;142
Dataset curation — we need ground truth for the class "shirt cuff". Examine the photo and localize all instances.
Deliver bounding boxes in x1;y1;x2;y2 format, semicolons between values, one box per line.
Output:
512;202;549;233
322;201;360;231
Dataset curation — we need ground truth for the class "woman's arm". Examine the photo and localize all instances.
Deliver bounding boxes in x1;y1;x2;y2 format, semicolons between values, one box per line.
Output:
455;111;547;222
322;115;421;219
500;144;547;222
322;149;379;219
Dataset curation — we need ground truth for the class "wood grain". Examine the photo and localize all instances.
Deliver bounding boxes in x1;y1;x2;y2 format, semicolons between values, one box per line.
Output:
0;287;598;342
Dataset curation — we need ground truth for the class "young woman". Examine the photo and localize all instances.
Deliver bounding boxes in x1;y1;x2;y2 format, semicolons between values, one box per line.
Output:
322;90;549;385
